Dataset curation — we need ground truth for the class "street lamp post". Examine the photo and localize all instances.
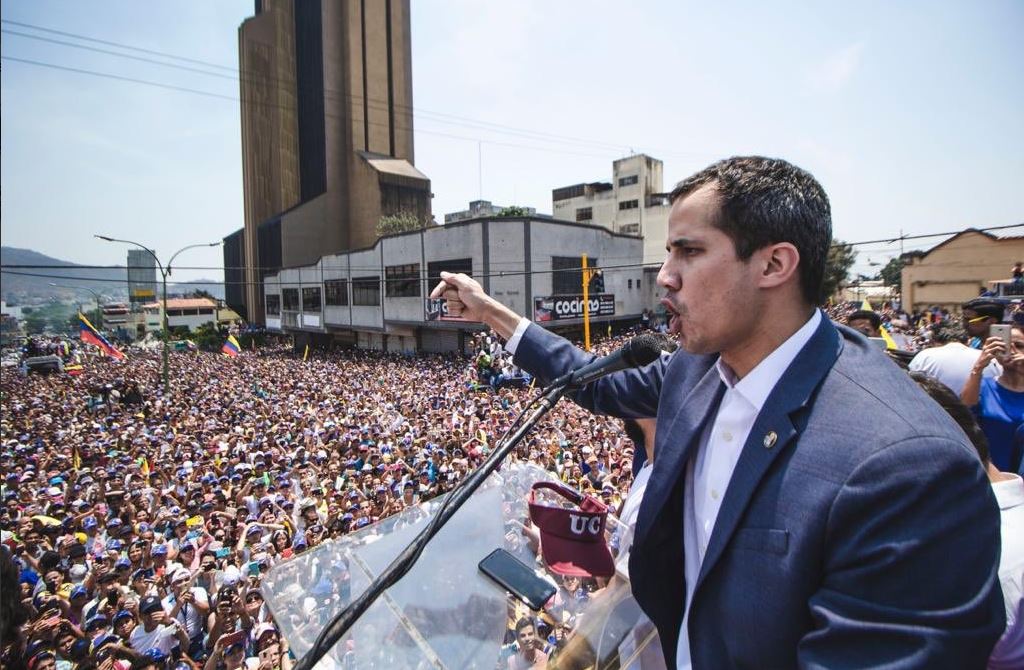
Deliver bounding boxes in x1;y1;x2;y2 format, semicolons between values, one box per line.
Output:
49;282;103;326
95;235;221;393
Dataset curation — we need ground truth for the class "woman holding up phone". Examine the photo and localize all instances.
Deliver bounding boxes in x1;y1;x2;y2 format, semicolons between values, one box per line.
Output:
962;324;1024;472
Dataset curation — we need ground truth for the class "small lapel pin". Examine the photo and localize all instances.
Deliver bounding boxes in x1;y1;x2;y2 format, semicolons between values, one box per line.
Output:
763;431;778;449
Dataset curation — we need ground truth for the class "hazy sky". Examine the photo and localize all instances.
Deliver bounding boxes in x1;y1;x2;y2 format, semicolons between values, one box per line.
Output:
2;0;1022;285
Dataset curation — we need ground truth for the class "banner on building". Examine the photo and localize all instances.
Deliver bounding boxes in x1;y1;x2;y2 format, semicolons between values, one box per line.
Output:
533;294;615;322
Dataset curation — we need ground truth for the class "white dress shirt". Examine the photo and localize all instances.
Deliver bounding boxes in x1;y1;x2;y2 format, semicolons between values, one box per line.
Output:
677;310;821;668
990;474;1024;670
505;311;822;669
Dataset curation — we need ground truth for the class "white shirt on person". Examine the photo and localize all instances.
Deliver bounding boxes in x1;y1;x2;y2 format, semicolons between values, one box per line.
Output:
908;342;999;395
163;586;208;639
614;462;653;580
130;622;178;655
676;310;821;668
989;474;1024;670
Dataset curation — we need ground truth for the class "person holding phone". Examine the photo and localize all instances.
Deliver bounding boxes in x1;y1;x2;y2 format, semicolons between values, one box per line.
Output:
962;324;1024;472
163;569;209;660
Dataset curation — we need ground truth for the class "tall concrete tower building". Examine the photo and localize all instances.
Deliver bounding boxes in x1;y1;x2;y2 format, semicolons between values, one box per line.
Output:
229;0;431;322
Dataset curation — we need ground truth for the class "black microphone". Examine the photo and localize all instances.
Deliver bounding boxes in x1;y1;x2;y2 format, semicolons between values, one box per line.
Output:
550;334;666;388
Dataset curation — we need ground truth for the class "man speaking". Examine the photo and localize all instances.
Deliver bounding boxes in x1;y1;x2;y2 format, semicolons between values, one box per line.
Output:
431;157;1004;668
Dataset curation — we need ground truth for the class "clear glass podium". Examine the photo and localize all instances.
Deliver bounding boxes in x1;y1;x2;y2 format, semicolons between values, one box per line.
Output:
262;463;663;669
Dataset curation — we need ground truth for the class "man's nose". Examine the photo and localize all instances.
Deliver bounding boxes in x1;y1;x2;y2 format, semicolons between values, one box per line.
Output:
656;258;676;290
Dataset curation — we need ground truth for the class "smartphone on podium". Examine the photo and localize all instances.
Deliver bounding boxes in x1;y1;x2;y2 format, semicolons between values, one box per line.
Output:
479;548;556;611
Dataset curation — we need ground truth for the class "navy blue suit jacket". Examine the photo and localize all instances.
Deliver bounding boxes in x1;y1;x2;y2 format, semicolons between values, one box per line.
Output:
514;313;1005;669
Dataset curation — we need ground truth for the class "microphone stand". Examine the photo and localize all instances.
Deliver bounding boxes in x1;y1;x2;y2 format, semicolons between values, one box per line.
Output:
292;381;570;670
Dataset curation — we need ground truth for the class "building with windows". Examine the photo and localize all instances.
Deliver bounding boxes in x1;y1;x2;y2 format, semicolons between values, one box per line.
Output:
262;216;647;353
229;0;430;324
127;249;158;305
900;228;1024;311
140;298;242;334
552;154;672;307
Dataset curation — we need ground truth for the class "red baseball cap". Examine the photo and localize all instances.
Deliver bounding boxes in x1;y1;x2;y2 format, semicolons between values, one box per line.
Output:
528;481;615;578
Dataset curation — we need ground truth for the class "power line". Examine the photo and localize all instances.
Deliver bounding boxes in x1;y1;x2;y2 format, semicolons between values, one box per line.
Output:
1;18;237;71
3;27;638;156
4;221;1022;276
1;55;621;161
1;19;703;159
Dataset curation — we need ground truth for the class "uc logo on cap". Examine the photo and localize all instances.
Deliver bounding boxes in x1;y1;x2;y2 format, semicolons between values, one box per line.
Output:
569;514;601;536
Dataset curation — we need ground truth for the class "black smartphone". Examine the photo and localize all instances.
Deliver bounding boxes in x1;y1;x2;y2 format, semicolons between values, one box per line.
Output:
478;548;556;611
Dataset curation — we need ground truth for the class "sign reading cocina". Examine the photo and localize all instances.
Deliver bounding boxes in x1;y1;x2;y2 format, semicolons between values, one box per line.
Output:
534;294;615;322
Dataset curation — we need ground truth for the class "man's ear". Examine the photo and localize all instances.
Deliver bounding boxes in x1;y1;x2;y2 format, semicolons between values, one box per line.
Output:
755;242;801;289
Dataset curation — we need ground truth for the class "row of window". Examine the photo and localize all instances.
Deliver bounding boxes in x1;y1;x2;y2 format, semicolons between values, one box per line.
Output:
618;174;639;187
619;199;639;211
268;259;476;313
266;264;642;316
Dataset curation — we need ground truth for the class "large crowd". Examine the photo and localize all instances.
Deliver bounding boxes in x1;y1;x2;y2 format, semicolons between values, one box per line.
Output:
0;325;654;670
2;294;1022;670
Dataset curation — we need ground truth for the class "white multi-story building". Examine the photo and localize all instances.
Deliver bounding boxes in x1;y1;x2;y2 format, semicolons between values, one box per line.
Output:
262;215;647;353
552;154;672;307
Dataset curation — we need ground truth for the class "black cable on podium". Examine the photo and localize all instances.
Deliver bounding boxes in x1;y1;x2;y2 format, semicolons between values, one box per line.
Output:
291;334;664;670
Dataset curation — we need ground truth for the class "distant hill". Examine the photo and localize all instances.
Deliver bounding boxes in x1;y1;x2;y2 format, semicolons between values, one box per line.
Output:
168;279;225;299
1;247;224;302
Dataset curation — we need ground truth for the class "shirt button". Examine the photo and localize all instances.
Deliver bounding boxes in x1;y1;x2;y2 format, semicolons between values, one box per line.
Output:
711;489;719;500
723;431;733;442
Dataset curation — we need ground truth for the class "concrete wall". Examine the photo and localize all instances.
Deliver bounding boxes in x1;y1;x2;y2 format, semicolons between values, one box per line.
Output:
552;154;670;267
262;217;649;348
487;221;528;316
902;231;1024;310
280;194;329;267
239;2;301;318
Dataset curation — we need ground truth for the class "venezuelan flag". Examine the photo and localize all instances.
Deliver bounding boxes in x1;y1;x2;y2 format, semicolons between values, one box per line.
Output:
221;335;241;358
78;313;125;360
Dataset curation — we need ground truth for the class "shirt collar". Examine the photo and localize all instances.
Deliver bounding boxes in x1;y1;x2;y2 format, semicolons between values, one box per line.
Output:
992;474;1024;511
716;310;822;412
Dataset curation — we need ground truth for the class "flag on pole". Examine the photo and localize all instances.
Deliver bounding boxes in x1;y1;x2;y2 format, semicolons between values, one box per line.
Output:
303;344;310;361
73;447;82;471
860;299;897;349
221;335;241;358
138;457;150;477
78;313;125;360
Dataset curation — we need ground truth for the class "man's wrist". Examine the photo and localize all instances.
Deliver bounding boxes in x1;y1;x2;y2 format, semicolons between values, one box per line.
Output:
479;296;522;340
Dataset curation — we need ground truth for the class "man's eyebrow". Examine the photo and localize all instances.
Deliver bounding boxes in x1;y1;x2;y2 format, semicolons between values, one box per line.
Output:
668;237;700;249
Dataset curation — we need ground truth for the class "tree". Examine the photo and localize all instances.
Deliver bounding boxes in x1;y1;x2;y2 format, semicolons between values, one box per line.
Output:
878;257;905;290
24;313;47;335
190;289;215;300
822;240;856;303
497;205;529;217
377;212;428;237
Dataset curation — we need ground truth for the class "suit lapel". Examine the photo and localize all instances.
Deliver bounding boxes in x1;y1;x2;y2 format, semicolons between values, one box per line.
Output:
695;314;843;590
634;364;725;547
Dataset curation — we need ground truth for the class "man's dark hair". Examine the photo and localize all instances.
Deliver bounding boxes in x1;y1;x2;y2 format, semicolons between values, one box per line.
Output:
847;310;882;330
514;617;536;635
669;156;832;304
961;298;1004;322
909;372;990;465
928;321;966;344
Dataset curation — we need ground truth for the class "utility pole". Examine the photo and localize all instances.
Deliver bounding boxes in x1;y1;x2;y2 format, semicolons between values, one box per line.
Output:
96;235;220;393
581;254;591;352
